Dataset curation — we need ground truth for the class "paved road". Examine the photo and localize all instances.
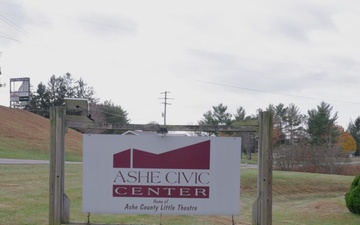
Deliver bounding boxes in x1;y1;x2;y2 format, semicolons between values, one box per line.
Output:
241;163;258;169
0;158;82;165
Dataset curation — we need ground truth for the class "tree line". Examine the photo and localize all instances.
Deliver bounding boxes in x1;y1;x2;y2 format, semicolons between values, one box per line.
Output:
26;73;129;133
198;102;360;174
26;73;359;174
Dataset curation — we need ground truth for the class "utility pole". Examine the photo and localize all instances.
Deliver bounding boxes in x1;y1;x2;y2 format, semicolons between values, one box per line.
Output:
0;53;6;88
0;51;2;75
159;91;173;126
0;51;4;88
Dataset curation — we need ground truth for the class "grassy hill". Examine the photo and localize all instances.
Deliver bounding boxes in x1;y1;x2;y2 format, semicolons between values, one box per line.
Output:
0;106;82;161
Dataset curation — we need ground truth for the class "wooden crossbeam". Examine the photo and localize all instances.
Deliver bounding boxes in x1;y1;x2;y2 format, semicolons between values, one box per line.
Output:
65;120;258;133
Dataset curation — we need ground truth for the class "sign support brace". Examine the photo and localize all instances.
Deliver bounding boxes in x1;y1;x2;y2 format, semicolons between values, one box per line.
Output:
252;111;273;225
49;106;70;225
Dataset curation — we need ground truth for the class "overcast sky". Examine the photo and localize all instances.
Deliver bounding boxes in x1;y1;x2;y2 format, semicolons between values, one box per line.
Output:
1;0;360;128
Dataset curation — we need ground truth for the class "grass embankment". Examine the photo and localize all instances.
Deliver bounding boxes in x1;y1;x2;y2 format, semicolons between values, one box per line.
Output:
0;165;359;225
0;106;82;161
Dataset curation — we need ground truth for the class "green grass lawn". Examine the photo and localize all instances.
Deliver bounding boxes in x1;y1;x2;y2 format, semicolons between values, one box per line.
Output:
1;164;359;225
0;141;82;162
241;152;258;164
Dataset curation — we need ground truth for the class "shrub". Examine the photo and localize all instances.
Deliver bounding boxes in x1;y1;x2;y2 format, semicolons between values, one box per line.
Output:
345;175;360;214
273;143;350;174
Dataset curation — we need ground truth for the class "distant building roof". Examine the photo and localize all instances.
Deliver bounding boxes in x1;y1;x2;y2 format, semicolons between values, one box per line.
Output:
122;130;187;136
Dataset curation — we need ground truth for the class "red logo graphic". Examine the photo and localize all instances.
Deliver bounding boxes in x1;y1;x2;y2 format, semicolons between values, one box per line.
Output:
112;141;211;198
113;140;210;169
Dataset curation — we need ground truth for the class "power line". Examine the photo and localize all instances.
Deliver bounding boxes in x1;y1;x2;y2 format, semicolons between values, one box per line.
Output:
174;75;360;106
0;34;20;42
0;11;358;109
0;14;31;37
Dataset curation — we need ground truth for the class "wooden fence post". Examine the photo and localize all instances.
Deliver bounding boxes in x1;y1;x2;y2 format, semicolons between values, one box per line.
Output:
252;111;273;225
49;106;69;225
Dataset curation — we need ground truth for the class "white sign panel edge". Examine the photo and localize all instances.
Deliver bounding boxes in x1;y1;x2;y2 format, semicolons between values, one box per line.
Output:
82;134;241;215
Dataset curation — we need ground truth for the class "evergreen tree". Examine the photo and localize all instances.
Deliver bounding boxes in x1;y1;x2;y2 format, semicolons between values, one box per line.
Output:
348;117;360;156
47;73;75;106
26;82;51;118
267;103;287;145
97;100;130;134
212;103;233;125
27;73;97;118
284;103;306;145
307;102;339;145
234;106;246;121
74;78;97;103
98;100;129;124
198;103;232;136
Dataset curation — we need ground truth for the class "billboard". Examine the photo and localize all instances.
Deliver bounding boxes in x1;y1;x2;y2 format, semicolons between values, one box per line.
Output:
82;134;241;215
10;77;30;107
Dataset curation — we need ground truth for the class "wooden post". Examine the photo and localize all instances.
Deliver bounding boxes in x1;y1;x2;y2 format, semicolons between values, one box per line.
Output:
49;106;69;225
252;111;273;225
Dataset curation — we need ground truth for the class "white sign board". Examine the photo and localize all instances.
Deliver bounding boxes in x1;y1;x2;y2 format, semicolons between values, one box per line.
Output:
82;134;241;215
